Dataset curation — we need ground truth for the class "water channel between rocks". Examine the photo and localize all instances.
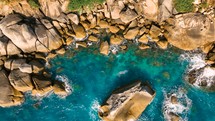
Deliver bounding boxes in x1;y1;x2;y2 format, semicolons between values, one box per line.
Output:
0;45;215;121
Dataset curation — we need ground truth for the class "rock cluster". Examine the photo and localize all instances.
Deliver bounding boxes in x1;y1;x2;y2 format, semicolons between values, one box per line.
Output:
0;57;68;107
164;13;214;50
0;0;214;107
98;81;155;121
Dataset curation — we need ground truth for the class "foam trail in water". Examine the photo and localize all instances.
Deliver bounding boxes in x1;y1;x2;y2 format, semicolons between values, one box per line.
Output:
89;99;101;121
117;70;128;77
162;88;192;121
56;75;73;97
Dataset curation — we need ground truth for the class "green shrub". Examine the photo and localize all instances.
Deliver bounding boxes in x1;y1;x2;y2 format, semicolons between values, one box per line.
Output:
68;0;105;11
28;0;40;8
200;2;209;9
173;0;194;13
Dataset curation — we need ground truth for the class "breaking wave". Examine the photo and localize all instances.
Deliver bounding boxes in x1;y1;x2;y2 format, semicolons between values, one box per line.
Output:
89;99;101;121
193;66;215;88
179;52;206;71
56;75;73;96
179;51;215;89
162;88;192;121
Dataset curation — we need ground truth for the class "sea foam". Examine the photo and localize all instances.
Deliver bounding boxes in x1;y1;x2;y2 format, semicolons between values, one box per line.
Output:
163;88;192;121
180;52;215;89
89;99;101;121
56;75;73;97
179;52;206;71
117;70;128;77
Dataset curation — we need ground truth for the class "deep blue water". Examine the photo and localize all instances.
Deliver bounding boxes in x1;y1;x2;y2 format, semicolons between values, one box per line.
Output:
0;45;215;121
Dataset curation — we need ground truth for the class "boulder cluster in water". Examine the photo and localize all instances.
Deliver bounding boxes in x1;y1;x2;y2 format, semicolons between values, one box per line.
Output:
98;81;155;121
0;0;214;111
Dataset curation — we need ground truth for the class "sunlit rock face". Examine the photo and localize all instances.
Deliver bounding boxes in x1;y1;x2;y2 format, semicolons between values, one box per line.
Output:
98;81;155;121
164;13;214;50
0;14;63;56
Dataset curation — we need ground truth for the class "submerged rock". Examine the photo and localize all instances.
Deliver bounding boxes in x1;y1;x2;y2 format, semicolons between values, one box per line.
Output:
98;81;155;121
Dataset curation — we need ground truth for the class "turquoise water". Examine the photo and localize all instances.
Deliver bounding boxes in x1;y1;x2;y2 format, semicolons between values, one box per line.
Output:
0;45;215;121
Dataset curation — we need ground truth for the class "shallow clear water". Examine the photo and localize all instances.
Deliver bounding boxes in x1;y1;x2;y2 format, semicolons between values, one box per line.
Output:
0;45;215;121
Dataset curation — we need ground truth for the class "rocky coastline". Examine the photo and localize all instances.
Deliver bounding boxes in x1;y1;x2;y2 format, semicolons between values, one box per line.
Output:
0;0;214;108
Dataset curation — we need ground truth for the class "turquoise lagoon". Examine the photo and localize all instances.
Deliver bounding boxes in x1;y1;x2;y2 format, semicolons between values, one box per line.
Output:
0;45;215;121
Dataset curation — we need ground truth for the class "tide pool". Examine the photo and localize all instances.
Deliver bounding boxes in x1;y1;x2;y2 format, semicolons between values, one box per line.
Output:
0;45;214;121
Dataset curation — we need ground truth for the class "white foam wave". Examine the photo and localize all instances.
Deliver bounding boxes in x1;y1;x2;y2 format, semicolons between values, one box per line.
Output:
56;75;73;96
117;70;128;77
89;99;101;121
179;52;206;71
162;88;192;121
180;52;215;89
110;45;120;54
194;66;215;88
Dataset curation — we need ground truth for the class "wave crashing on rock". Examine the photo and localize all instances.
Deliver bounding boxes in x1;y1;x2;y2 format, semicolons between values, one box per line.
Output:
180;52;215;91
162;88;192;121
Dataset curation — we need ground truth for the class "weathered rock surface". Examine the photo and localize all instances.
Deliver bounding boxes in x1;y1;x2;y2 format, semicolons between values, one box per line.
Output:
8;69;33;92
100;41;109;55
0;0;41;17
120;7;138;24
72;24;87;39
158;0;177;22
0;14;63;55
88;35;99;42
53;80;68;96
124;27;139;40
67;13;79;25
110;35;123;45
143;0;159;21
109;25;120;33
39;0;70;18
149;25;162;41
139;44;150;50
157;40;168;49
0;70;24;107
164;13;215;50
32;76;53;96
98;81;155;121
138;34;149;44
0;0;214;108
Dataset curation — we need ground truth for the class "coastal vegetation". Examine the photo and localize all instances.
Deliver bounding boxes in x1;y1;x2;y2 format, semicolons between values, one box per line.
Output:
68;0;105;11
173;0;194;13
28;0;40;8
